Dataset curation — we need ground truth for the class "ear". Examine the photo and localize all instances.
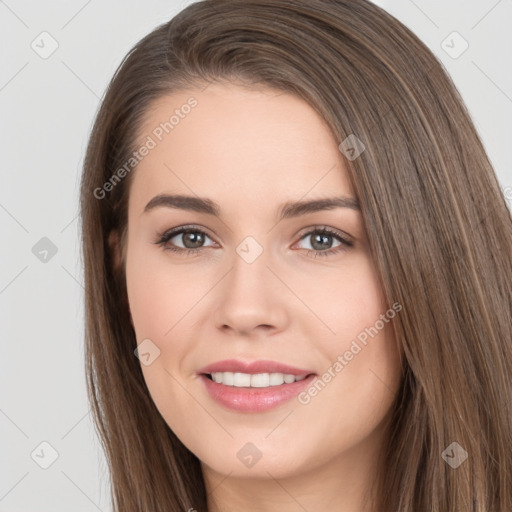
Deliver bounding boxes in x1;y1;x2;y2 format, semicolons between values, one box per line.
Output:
108;230;134;328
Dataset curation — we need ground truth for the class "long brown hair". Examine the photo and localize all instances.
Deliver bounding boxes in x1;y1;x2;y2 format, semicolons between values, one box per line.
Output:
79;0;512;510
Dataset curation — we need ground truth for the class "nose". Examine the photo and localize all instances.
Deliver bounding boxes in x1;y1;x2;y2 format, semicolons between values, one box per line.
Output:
212;246;289;337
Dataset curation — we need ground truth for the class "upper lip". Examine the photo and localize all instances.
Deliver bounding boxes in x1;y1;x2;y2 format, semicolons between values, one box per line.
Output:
197;359;316;376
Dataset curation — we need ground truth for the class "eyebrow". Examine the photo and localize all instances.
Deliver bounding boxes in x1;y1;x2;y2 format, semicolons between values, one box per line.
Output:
143;194;360;220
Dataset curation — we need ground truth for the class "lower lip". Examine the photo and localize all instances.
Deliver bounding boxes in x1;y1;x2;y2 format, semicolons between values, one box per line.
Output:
199;374;317;413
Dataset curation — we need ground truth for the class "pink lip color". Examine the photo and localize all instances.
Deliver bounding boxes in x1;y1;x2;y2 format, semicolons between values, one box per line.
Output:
197;359;314;376
197;359;317;413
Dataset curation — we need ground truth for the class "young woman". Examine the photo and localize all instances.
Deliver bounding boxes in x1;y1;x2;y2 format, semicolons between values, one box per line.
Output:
79;0;512;510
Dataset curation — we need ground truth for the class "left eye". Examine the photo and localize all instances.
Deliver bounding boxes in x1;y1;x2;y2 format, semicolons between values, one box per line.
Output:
296;229;344;251
293;227;353;258
155;225;353;257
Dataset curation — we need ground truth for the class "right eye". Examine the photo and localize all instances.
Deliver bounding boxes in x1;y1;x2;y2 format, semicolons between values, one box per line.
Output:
154;225;217;255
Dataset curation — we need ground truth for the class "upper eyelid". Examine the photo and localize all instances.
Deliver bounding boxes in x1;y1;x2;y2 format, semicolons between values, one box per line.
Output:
161;224;216;241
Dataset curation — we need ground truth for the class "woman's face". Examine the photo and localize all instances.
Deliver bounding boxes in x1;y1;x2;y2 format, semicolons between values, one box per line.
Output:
122;82;403;485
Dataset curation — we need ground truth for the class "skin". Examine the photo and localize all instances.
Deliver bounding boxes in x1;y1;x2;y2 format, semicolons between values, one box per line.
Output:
116;82;403;511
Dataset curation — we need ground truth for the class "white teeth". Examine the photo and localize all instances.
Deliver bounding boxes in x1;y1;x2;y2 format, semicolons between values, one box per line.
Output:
250;373;269;387
210;371;308;387
223;372;234;386
269;372;284;386
233;372;251;387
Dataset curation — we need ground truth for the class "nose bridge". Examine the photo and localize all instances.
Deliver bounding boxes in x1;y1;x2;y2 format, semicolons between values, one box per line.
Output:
228;234;272;295
213;234;287;334
235;234;267;267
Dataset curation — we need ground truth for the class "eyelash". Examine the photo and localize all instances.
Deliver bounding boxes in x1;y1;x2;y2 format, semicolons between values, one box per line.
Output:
154;224;353;259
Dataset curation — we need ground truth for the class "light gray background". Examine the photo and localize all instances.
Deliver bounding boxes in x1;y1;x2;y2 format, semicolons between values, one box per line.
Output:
1;1;511;510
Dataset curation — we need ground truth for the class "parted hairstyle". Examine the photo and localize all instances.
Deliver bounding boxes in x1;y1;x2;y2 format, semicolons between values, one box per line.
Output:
79;0;512;510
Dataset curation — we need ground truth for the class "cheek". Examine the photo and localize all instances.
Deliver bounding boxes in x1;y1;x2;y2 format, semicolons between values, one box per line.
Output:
125;247;208;342
291;322;401;469
126;253;200;439
304;258;402;424
313;256;389;345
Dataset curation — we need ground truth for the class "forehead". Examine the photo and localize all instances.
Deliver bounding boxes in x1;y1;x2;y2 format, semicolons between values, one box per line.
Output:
129;82;354;215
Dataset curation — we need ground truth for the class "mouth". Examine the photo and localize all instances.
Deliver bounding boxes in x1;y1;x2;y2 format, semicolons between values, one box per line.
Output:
197;360;317;413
